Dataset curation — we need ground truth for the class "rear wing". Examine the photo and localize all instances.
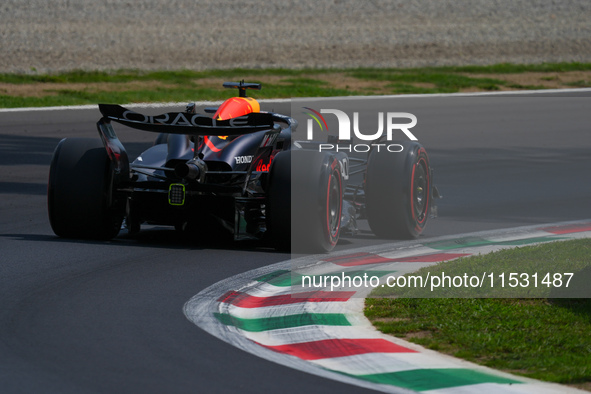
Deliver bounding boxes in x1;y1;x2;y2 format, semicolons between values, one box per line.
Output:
98;104;274;136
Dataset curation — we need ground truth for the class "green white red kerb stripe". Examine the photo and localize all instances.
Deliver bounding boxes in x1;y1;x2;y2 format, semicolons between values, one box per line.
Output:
184;221;591;394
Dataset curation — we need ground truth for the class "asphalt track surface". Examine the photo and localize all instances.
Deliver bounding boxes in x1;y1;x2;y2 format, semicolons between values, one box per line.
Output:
1;91;590;393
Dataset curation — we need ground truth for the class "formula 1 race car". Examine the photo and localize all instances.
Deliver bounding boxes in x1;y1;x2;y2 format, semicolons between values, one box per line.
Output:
48;82;437;252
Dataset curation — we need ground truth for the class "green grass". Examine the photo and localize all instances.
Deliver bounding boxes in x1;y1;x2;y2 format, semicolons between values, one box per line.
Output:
1;62;591;108
0;68;323;85
365;238;591;386
352;71;505;93
566;80;591;87
370;238;591;298
0;72;354;107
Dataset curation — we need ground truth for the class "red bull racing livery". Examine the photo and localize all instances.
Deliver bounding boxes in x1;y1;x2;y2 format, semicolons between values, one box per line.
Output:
47;82;438;252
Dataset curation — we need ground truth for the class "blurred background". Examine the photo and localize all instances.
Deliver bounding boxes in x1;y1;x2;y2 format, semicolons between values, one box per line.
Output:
2;0;591;73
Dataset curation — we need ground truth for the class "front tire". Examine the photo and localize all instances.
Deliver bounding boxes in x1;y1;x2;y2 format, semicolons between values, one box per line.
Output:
48;138;124;240
365;142;431;239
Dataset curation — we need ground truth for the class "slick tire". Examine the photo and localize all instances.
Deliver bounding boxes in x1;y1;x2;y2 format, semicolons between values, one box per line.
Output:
48;138;123;240
267;150;343;253
266;151;291;251
365;141;431;239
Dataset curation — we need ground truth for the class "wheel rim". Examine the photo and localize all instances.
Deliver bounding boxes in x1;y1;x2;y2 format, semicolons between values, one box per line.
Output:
412;160;428;222
328;170;342;238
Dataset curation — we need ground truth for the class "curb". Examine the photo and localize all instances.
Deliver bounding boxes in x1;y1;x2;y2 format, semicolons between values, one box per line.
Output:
184;220;591;393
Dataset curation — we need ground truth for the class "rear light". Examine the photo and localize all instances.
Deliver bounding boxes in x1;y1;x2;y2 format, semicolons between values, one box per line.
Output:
168;184;185;206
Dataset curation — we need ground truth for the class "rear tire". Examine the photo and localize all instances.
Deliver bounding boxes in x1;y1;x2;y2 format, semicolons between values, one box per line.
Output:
48;138;124;240
266;151;291;251
365;142;431;239
267;150;343;253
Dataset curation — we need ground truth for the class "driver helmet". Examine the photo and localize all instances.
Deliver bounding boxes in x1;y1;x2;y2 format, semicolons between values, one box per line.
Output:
213;97;260;121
